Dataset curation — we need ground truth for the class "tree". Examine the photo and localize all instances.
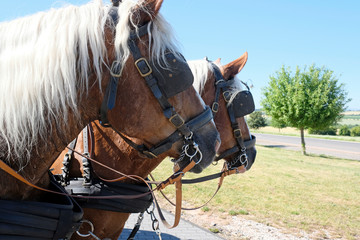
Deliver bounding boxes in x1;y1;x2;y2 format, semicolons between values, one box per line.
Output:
261;64;350;155
248;111;267;129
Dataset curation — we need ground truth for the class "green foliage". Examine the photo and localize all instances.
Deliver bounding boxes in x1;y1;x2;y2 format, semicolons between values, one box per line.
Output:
261;64;350;154
308;126;337;135
271;118;287;129
339;125;351;136
247;111;267;129
350;126;360;136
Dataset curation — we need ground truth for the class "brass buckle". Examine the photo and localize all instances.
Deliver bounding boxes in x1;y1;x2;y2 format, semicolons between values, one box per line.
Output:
169;113;185;128
143;150;158;158
212;102;219;113
223;91;231;102
110;61;122;77
233;129;242;138
134;58;152;77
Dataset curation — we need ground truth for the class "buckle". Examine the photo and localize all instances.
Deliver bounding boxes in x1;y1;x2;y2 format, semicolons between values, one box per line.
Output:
233;129;242;138
212;102;219;113
223;91;231;102
143;150;158;158
169;113;185;128
134;58;152;77
110;61;122;77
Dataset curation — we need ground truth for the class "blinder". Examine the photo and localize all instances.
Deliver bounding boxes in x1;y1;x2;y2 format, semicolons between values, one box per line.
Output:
231;90;255;118
151;52;194;99
209;62;256;169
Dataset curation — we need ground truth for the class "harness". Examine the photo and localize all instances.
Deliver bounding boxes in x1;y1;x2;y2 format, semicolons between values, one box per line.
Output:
0;172;83;240
210;63;256;169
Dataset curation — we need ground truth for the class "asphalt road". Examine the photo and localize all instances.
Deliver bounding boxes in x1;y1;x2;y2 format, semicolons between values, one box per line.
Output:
255;133;360;161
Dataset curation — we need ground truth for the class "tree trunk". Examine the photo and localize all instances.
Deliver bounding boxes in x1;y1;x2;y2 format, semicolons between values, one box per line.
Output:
300;127;306;155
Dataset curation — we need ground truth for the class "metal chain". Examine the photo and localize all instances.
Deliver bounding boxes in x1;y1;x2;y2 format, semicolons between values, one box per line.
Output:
146;204;162;240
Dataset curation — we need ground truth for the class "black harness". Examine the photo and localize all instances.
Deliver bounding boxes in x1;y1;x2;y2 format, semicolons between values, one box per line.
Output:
58;6;214;213
0;173;83;240
210;63;256;169
100;7;213;161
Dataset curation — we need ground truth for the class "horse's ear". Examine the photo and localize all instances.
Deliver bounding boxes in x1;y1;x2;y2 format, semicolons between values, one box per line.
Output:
214;58;221;65
135;0;164;25
222;52;248;80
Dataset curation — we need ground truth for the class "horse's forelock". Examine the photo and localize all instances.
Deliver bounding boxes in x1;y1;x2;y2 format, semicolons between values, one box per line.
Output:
114;0;181;74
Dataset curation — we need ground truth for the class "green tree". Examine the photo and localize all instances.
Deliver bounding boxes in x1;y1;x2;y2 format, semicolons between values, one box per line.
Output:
339;125;351;136
261;64;350;155
248;111;267;129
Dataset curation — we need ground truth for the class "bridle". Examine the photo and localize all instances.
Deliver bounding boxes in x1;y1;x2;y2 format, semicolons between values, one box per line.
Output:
209;63;256;169
99;7;214;167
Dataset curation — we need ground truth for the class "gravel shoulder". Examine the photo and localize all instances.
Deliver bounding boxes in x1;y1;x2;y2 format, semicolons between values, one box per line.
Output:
156;198;341;240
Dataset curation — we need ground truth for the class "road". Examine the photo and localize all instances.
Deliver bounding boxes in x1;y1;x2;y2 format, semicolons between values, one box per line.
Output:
255;133;360;161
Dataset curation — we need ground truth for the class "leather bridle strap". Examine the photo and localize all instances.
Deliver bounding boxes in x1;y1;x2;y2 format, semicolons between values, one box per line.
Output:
109;106;213;159
153;163;245;212
0;160;68;195
215;135;256;161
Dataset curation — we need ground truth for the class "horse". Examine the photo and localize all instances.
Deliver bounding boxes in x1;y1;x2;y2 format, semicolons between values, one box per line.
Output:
51;52;256;240
0;0;219;239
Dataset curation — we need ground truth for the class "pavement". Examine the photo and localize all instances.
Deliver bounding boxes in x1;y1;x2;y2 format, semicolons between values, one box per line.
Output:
118;209;226;240
255;133;360;160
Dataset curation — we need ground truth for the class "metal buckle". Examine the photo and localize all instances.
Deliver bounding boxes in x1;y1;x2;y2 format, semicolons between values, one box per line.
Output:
110;61;122;77
134;58;152;77
223;91;231;102
169;113;185;128
143;150;158;158
212;102;219;113
233;129;241;138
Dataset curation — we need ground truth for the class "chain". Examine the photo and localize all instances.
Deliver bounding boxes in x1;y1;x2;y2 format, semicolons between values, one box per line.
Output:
146;204;162;240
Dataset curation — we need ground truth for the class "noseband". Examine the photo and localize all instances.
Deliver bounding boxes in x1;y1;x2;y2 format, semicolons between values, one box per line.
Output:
99;8;213;164
210;63;256;169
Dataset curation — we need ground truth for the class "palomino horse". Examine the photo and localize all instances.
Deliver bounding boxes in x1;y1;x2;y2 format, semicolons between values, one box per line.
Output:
0;0;219;239
51;52;256;240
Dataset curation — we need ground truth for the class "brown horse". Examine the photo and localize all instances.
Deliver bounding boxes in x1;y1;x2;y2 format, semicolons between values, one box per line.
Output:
0;0;219;239
51;52;256;240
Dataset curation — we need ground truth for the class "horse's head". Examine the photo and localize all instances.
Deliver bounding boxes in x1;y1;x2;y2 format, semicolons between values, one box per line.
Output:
100;0;220;173
190;52;256;171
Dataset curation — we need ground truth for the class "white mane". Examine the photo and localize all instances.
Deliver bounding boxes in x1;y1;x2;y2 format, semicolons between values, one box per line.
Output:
0;0;180;165
189;59;244;104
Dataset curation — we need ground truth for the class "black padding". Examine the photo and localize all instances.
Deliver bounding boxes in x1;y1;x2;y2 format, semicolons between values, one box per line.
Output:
0;174;83;240
232;91;255;118
151;52;194;98
65;178;153;213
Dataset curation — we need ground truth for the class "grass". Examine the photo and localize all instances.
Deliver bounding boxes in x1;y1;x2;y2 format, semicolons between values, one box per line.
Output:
152;147;360;239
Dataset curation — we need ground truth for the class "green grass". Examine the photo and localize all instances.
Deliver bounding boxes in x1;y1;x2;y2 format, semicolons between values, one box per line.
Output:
152;147;360;239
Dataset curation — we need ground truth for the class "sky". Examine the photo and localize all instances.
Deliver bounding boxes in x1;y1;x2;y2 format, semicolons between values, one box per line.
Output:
1;0;359;110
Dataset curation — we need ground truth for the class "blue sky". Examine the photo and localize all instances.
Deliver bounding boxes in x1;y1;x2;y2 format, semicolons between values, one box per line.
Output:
1;0;359;110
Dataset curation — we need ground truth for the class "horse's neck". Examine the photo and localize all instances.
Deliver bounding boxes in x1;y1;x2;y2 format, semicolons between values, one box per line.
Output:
0;89;101;200
90;121;166;180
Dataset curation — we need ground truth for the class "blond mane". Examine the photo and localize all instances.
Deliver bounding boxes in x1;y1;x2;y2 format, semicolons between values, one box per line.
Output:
0;0;180;165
